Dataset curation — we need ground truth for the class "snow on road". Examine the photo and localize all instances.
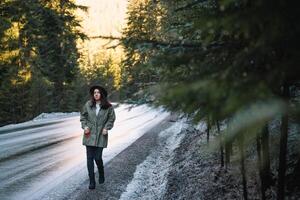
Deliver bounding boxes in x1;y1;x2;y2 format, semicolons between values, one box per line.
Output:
0;103;169;200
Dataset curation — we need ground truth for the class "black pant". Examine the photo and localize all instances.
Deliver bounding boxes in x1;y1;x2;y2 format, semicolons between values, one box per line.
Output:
86;146;104;178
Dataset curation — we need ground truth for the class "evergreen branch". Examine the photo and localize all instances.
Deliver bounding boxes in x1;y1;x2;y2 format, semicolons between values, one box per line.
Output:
175;0;208;12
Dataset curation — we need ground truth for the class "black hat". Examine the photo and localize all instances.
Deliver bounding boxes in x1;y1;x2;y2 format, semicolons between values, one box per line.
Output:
89;85;108;98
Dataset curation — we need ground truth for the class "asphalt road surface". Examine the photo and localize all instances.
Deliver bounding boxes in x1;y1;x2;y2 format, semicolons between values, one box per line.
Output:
0;104;169;200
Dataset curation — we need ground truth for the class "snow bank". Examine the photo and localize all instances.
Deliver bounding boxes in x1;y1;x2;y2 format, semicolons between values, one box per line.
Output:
119;119;187;200
33;112;79;121
0;103;120;131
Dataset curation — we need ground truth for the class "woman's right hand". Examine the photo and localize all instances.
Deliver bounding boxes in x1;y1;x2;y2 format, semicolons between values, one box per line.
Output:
84;127;90;136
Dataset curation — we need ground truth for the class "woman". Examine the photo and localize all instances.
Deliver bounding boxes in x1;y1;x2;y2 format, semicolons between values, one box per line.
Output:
80;85;116;190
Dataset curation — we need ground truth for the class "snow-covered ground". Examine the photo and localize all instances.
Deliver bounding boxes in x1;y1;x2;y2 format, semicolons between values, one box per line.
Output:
119;119;187;200
0;103;169;200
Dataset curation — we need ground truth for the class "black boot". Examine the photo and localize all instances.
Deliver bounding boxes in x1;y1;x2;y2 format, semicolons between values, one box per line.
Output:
89;173;96;189
98;166;105;184
96;159;105;184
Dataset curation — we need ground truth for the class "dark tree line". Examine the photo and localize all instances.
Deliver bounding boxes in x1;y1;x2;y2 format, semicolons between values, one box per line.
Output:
0;0;87;125
121;0;300;199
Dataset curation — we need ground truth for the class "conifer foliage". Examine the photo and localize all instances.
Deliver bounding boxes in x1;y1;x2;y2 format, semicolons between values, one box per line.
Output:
122;0;300;199
0;0;87;125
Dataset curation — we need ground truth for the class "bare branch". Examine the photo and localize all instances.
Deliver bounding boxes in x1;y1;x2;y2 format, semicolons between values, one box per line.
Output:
89;35;121;40
89;35;203;49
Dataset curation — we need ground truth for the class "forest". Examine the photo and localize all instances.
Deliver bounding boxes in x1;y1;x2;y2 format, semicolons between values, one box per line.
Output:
0;0;120;125
1;0;300;199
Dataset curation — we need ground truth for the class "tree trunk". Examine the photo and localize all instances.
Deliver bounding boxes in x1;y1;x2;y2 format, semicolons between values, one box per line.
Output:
239;134;248;200
217;120;224;167
290;156;300;190
256;132;266;200
277;83;290;200
225;139;231;168
207;116;210;143
261;124;272;189
53;81;63;110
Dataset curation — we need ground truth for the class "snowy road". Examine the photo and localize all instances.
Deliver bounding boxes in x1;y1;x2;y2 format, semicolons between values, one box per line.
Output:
0;104;169;200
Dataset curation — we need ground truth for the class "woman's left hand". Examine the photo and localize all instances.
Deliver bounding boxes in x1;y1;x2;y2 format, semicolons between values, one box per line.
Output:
102;128;108;135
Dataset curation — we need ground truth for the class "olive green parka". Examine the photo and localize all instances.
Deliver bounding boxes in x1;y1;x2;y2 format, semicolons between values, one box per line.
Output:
80;100;116;148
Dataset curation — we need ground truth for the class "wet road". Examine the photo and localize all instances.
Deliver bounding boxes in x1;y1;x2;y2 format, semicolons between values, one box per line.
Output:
0;104;168;200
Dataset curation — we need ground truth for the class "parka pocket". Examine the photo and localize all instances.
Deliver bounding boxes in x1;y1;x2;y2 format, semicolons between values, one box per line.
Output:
83;132;96;144
84;131;91;138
